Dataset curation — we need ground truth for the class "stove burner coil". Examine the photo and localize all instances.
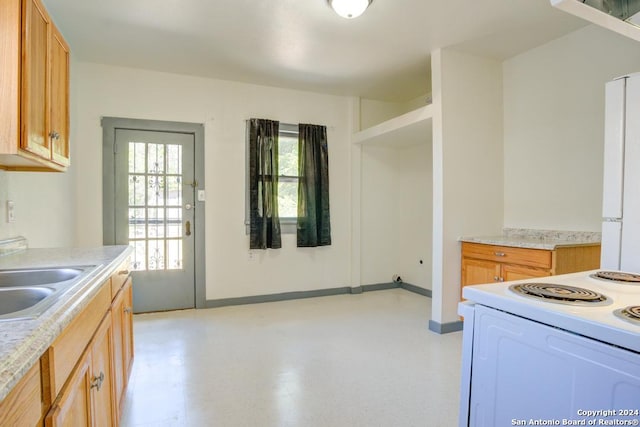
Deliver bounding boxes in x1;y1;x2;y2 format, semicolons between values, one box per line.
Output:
509;283;608;305
591;271;640;283
614;306;640;324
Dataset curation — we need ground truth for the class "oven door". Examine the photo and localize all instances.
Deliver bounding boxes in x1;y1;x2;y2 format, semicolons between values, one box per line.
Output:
466;305;640;426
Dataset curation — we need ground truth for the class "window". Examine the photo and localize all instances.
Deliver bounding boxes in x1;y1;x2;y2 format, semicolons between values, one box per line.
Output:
245;122;299;233
277;123;299;221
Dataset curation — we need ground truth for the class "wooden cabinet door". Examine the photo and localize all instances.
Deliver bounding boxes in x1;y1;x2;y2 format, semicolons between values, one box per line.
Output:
461;258;501;299
90;314;115;427
502;264;551;282
49;24;70;166
45;357;91;427
122;278;134;380
462;258;500;286
21;0;51;159
0;362;43;427
110;289;125;420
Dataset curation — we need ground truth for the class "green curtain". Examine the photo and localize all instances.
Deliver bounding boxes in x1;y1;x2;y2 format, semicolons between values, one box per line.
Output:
248;118;281;249
297;124;331;247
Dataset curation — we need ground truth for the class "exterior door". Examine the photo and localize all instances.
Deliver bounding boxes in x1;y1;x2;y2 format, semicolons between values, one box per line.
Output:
114;128;196;313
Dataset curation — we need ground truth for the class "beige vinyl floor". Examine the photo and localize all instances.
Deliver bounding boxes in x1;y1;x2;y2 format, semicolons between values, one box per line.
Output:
120;289;463;427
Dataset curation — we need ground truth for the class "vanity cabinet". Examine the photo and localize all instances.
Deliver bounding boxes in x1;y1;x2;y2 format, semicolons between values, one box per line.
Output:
0;0;70;171
461;242;601;298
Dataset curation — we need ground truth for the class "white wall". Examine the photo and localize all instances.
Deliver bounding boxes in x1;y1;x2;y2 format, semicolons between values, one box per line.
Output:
73;62;353;300
0;169;75;248
503;25;640;231
360;142;432;290
431;49;504;325
395;143;432;289
361;145;398;284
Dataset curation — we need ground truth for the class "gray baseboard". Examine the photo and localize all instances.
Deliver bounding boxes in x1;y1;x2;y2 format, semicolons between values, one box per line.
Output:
362;282;400;292
204;281;431;309
205;286;353;308
400;282;432;297
205;282;453;332
428;319;463;334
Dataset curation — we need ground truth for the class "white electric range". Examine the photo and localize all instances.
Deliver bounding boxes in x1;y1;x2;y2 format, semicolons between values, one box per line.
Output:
458;270;640;427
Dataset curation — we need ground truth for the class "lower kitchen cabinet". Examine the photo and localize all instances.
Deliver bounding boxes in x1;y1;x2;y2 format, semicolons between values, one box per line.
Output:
0;361;44;426
461;242;601;298
122;279;134;382
42;261;133;426
45;356;91;426
111;276;133;420
45;313;114;427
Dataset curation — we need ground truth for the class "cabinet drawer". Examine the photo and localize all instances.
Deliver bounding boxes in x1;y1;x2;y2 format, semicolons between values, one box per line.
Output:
462;242;552;269
47;280;111;397
110;260;131;300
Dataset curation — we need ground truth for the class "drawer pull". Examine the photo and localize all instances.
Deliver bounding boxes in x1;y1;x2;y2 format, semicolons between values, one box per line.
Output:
124;307;133;314
118;270;130;275
91;372;105;391
493;276;499;282
494;252;506;257
499;277;504;282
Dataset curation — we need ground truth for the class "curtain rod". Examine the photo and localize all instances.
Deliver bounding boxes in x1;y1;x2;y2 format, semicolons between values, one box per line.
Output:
244;119;335;130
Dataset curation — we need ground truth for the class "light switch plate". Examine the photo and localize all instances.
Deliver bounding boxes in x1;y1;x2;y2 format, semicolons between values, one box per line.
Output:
197;190;206;202
6;201;15;223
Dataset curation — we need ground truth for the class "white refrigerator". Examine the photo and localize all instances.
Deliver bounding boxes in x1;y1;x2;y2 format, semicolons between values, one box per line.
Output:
602;72;640;273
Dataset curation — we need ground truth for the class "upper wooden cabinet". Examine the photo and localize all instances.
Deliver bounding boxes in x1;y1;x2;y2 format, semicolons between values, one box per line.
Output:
0;0;70;171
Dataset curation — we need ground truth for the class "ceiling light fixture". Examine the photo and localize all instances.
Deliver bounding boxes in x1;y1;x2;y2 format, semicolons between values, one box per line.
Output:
328;0;373;19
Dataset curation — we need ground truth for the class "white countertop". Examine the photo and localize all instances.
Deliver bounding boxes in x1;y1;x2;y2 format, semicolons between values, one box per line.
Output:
0;245;132;402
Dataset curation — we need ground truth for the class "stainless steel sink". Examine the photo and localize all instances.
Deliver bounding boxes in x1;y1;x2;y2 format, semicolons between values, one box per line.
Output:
0;268;83;287
0;265;98;321
0;287;55;315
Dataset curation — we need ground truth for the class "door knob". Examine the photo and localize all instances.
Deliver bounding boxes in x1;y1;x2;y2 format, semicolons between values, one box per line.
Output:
185;203;193;210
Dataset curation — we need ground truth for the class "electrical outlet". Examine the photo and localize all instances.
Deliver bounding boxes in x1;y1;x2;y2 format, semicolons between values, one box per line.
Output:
6;201;15;223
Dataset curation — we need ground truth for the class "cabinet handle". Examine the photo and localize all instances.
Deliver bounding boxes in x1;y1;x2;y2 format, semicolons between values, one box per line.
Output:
499;277;504;282
494;252;506;257
493;276;499;282
118;270;130;276
124;307;133;314
91;372;105;391
49;131;60;140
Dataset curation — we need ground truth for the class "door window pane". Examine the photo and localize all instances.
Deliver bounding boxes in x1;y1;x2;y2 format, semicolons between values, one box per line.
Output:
166;208;182;238
147;208;165;238
129;208;146;239
128;140;184;271
147;240;165;270
167;240;182;269
128;175;145;206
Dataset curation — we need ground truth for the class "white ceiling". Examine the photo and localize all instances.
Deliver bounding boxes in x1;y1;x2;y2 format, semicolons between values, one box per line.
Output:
42;0;587;101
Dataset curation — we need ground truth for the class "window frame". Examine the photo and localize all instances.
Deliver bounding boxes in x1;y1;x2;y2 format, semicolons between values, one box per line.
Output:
245;122;299;234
